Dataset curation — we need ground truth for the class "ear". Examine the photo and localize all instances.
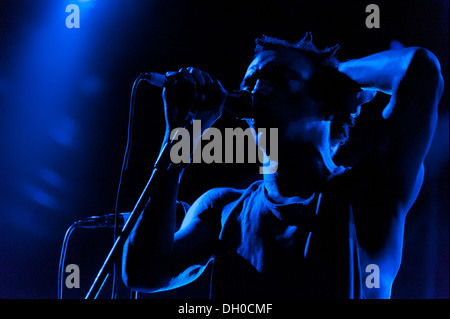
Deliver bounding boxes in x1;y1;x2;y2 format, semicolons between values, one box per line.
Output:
344;89;377;114
356;89;377;105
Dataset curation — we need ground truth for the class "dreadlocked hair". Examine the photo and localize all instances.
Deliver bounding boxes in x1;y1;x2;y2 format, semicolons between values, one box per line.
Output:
254;32;340;68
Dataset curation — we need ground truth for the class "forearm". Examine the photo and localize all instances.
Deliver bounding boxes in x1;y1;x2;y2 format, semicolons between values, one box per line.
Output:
338;47;421;94
123;141;185;276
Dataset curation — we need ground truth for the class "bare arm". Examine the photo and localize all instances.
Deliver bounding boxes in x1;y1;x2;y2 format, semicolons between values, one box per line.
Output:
121;67;228;292
339;47;444;297
123;182;232;293
339;48;443;170
121;152;185;291
340;46;443;220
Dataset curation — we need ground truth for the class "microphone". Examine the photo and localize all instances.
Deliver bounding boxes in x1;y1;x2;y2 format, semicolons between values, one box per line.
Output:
73;212;131;229
140;72;254;119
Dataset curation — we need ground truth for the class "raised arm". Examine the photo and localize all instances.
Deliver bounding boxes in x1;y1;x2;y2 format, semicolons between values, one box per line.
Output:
122;67;228;292
339;46;443;218
339;47;444;297
339;47;443;188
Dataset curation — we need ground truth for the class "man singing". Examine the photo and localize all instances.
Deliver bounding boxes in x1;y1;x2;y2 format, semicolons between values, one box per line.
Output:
121;34;443;298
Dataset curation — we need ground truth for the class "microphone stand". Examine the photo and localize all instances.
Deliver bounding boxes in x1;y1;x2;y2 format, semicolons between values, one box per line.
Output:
85;125;189;299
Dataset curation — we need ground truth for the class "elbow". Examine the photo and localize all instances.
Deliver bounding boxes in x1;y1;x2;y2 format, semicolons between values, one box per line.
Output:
411;48;444;96
121;245;169;292
122;258;171;293
121;249;142;291
121;267;150;292
121;258;142;291
121;267;138;291
122;271;150;292
413;48;441;72
121;242;138;289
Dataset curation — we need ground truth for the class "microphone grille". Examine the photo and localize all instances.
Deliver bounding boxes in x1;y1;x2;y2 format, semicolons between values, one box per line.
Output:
141;73;166;88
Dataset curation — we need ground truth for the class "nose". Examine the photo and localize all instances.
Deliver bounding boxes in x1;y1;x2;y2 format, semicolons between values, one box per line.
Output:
251;79;275;96
251;79;261;95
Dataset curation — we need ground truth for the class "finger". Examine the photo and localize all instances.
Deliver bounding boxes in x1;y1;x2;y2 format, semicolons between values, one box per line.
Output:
202;71;213;85
188;67;206;86
179;68;196;84
165;71;178;84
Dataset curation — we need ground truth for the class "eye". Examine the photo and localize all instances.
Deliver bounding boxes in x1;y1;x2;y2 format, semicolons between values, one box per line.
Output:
258;69;281;85
260;67;303;90
241;67;304;92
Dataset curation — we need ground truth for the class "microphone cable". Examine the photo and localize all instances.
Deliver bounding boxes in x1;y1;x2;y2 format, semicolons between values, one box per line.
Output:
111;73;147;299
57;74;146;299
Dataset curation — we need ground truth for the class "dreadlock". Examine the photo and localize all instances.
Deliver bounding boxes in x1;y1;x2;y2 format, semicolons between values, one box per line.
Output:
254;33;340;68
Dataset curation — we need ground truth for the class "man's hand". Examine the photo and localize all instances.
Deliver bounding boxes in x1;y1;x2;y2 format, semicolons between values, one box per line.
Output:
162;67;227;136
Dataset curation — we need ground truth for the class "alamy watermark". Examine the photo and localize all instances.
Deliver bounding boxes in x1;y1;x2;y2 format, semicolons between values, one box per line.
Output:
65;4;80;29
169;120;278;174
66;4;380;30
365;263;380;289
365;4;380;29
65;263;80;289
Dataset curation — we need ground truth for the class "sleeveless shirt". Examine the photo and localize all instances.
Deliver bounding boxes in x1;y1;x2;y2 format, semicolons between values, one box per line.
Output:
209;166;364;299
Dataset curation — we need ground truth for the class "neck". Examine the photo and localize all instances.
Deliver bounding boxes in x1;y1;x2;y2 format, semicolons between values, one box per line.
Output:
262;142;339;203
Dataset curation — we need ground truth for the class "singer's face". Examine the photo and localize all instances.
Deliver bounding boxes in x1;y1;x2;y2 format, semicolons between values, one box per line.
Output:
240;48;333;151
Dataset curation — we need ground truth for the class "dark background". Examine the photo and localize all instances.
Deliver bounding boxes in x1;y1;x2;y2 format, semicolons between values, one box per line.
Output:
0;0;448;299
